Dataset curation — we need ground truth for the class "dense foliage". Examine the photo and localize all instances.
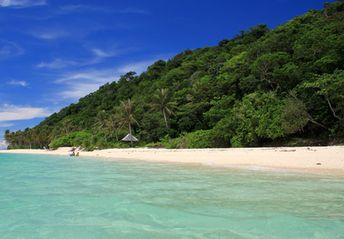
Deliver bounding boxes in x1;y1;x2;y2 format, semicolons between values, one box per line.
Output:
5;1;344;149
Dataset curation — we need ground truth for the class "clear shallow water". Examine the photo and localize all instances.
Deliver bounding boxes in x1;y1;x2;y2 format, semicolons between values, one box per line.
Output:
0;154;344;239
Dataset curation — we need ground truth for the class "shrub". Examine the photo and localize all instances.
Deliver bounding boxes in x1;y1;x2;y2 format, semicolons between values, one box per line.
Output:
213;92;286;147
165;130;216;149
49;131;93;149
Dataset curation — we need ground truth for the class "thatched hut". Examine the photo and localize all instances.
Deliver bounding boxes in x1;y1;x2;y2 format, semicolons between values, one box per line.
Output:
121;133;138;146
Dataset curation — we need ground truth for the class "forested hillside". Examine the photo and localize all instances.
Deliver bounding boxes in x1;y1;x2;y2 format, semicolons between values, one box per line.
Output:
5;1;344;149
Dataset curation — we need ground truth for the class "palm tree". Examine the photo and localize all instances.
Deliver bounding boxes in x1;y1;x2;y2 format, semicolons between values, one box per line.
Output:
95;110;108;131
151;88;176;128
104;112;122;141
4;130;11;149
119;99;139;142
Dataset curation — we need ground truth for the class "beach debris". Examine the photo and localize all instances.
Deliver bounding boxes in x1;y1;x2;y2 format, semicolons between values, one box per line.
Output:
307;147;317;152
316;162;322;165
279;149;296;152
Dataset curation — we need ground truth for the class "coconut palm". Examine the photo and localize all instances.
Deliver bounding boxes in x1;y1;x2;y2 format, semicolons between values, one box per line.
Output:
151;88;176;128
104;112;122;141
119;99;139;139
94;110;108;131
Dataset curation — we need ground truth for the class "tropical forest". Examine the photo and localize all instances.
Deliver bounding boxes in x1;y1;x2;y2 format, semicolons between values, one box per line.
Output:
5;1;344;150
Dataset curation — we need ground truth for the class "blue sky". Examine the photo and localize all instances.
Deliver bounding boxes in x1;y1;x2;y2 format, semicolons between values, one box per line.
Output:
0;0;333;147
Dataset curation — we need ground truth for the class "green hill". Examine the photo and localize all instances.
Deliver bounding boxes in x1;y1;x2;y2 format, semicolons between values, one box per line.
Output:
5;1;344;149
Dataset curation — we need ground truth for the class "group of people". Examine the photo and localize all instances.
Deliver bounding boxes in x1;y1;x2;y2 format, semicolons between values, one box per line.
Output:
69;147;80;157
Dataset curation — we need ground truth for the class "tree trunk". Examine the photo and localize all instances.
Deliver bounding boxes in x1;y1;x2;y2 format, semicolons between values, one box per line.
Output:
163;109;168;128
325;95;342;120
307;113;328;130
128;122;133;147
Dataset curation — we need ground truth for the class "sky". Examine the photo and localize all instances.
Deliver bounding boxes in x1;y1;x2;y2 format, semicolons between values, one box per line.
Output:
0;0;334;148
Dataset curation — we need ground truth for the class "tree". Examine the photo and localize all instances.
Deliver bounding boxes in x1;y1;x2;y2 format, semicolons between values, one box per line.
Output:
303;70;344;121
4;130;10;149
214;92;285;147
281;98;309;134
94;110;108;131
251;52;290;90
151;88;176;128
119;99;139;142
104;111;123;141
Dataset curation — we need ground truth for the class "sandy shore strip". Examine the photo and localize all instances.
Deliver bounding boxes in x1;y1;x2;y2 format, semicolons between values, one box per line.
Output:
1;146;344;175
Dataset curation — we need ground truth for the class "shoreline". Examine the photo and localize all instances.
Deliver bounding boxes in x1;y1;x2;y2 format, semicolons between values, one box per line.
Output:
1;146;344;175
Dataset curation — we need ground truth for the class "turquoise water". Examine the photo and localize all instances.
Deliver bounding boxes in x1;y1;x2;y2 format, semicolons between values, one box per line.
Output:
0;154;344;239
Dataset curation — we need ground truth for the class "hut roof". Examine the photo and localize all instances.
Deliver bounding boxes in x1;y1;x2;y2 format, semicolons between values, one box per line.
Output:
121;133;139;142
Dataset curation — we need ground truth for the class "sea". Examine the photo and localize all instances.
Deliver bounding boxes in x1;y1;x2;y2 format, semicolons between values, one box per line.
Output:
0;153;343;239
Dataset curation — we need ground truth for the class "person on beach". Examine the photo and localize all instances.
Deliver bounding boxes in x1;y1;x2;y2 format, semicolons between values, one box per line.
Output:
69;147;76;157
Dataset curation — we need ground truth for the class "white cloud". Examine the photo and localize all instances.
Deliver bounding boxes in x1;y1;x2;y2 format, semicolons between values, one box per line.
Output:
0;122;13;128
0;40;24;59
0;104;52;121
36;58;77;69
57;4;109;14
116;8;149;15
7;80;28;87
55;69;115;99
0;139;8;149
37;47;128;69
59;82;106;100
55;69;115;84
54;58;158;100
118;60;157;75
92;48;118;58
0;104;54;149
0;0;46;8
57;5;148;15
58;4;84;12
89;47;124;64
30;30;67;40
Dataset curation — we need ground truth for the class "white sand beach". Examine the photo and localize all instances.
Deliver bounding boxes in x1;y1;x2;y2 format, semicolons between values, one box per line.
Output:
1;146;344;175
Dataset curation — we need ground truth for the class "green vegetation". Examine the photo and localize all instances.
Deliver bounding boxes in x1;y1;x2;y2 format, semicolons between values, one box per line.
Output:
49;131;93;150
48;131;128;150
5;1;344;149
